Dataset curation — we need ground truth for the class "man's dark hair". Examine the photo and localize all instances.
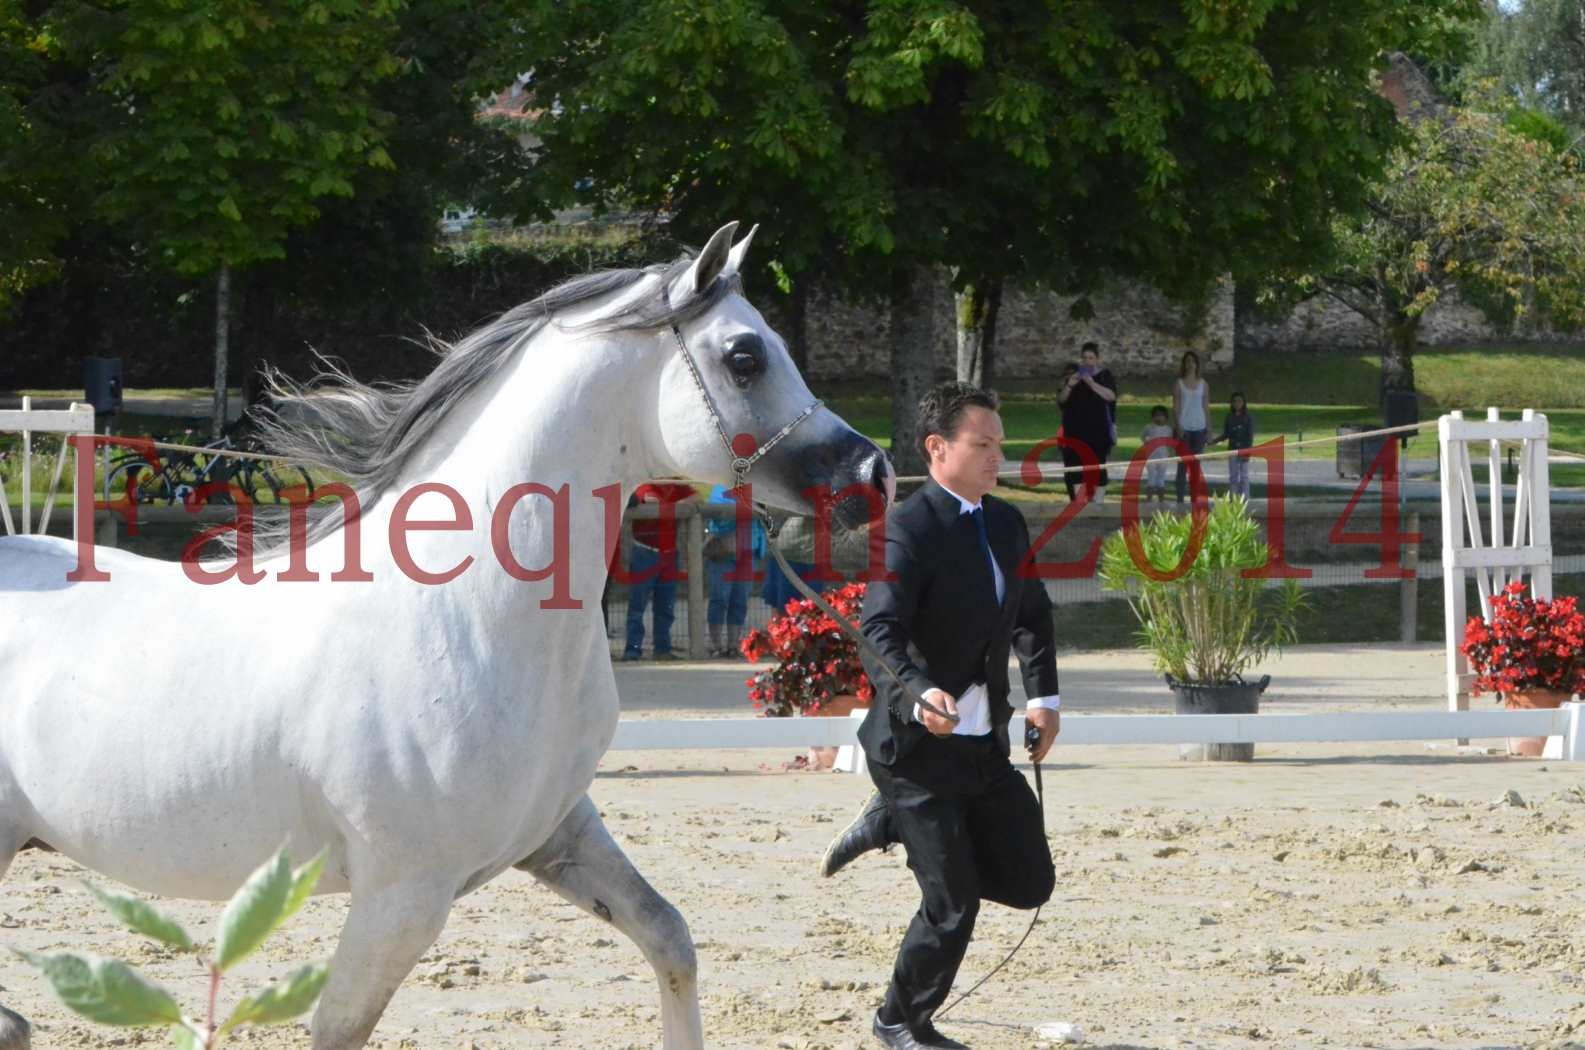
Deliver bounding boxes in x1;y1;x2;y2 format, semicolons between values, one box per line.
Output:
1080;341;1100;355
915;382;1000;461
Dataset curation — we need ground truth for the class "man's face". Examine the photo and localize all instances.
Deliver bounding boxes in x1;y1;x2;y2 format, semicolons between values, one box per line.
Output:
928;405;1005;502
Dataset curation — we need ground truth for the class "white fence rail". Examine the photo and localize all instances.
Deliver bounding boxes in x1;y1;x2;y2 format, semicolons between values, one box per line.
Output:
0;397;96;541
610;704;1584;762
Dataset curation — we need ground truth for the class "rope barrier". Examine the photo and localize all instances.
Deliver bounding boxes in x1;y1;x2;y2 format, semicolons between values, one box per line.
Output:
890;419;1440;485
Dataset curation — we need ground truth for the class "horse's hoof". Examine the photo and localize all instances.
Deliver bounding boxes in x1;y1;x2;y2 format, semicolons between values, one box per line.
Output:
0;1004;29;1050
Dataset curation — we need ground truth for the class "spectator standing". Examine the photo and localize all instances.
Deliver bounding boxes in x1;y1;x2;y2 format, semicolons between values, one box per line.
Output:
1207;391;1256;500
1141;405;1174;502
1172;350;1211;503
1056;343;1117;502
760;514;830;616
703;484;765;657
623;482;697;661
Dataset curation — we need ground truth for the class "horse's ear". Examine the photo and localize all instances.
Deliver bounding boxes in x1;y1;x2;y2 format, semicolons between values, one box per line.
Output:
724;223;759;277
670;222;738;303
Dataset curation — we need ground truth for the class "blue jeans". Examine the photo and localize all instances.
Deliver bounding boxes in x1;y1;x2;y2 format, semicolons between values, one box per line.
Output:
1227;452;1251;499
624;544;677;655
705;558;750;628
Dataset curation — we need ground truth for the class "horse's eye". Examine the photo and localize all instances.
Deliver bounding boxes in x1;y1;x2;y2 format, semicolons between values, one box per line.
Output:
728;350;761;378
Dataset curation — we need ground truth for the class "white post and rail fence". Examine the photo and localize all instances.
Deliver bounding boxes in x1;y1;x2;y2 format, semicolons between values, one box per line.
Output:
4;402;1580;763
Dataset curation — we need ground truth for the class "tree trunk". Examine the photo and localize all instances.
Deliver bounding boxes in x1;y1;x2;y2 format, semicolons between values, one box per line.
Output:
1380;313;1418;395
954;278;1001;389
786;278;809;375
211;263;231;441
888;265;939;478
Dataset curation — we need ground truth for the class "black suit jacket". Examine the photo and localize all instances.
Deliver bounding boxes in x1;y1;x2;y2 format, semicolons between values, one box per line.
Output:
857;479;1060;766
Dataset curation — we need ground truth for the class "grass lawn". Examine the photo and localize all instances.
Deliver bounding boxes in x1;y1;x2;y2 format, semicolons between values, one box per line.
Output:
1055;573;1585;652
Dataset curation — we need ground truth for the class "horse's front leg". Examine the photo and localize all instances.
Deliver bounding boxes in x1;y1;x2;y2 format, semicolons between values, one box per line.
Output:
0;1004;28;1050
518;794;703;1050
0;818;30;1049
310;875;455;1050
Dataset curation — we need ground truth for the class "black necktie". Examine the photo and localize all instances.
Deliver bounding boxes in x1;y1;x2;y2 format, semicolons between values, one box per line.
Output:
970;506;1000;601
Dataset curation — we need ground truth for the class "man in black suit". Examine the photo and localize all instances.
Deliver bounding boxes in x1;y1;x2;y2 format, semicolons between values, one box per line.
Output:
827;383;1060;1049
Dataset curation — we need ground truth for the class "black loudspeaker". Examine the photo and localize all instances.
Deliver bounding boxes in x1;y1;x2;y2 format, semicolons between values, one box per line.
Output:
1383;389;1418;446
83;357;123;417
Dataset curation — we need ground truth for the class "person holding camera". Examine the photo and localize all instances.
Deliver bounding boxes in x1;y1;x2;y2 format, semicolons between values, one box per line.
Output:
1056;342;1117;502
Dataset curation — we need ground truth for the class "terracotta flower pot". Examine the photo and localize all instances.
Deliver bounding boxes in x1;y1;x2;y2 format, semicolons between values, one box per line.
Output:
1502;688;1573;757
804;693;868;770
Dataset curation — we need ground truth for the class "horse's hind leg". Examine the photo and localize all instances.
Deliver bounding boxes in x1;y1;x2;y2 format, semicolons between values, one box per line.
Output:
517;795;703;1050
309;877;454;1050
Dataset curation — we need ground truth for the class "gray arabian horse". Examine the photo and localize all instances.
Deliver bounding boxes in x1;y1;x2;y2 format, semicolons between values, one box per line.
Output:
0;222;892;1048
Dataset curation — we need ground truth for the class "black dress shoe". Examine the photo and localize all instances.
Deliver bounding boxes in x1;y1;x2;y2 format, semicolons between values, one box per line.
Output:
820;790;893;877
911;1021;969;1049
871;1012;970;1049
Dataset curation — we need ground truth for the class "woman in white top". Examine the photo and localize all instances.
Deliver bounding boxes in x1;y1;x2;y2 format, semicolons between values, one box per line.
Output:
1172;350;1210;503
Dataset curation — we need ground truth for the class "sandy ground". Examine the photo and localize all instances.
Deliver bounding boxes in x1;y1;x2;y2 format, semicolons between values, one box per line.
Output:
3;644;1584;1050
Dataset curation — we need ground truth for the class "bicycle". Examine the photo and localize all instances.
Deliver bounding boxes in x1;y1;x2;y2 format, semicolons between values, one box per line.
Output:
106;430;315;506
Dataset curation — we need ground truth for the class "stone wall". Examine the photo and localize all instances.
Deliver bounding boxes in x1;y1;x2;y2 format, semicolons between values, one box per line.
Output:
1236;286;1585;353
802;271;1236;380
795;268;1582;382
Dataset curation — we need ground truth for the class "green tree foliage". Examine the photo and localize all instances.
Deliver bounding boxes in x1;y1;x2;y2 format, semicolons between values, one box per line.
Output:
0;10;69;314
511;0;1480;470
7;0;404;433
1285;104;1585;393
66;0;402;276
1468;0;1585;136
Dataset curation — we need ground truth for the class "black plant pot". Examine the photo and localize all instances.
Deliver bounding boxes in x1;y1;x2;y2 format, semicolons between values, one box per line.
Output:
1166;674;1271;762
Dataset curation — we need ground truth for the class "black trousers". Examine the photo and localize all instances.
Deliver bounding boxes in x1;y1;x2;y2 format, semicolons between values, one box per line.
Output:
869;732;1055;1030
1060;436;1111;500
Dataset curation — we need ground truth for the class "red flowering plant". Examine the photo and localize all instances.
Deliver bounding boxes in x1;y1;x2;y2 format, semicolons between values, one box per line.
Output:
741;581;874;716
1459;582;1585;699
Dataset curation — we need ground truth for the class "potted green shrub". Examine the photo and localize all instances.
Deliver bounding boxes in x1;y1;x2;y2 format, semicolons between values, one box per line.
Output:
1098;497;1306;760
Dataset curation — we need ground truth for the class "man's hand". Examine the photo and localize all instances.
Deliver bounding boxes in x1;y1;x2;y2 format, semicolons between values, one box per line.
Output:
920;688;959;736
1025;707;1060;762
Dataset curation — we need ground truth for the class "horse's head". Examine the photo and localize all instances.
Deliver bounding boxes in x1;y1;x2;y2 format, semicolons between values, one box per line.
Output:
653;222;893;529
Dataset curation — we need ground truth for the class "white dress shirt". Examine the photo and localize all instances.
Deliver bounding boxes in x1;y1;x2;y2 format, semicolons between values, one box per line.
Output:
913;483;1061;735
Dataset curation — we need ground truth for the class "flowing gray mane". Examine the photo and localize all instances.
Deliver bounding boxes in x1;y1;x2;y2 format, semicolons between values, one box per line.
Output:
242;252;737;557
